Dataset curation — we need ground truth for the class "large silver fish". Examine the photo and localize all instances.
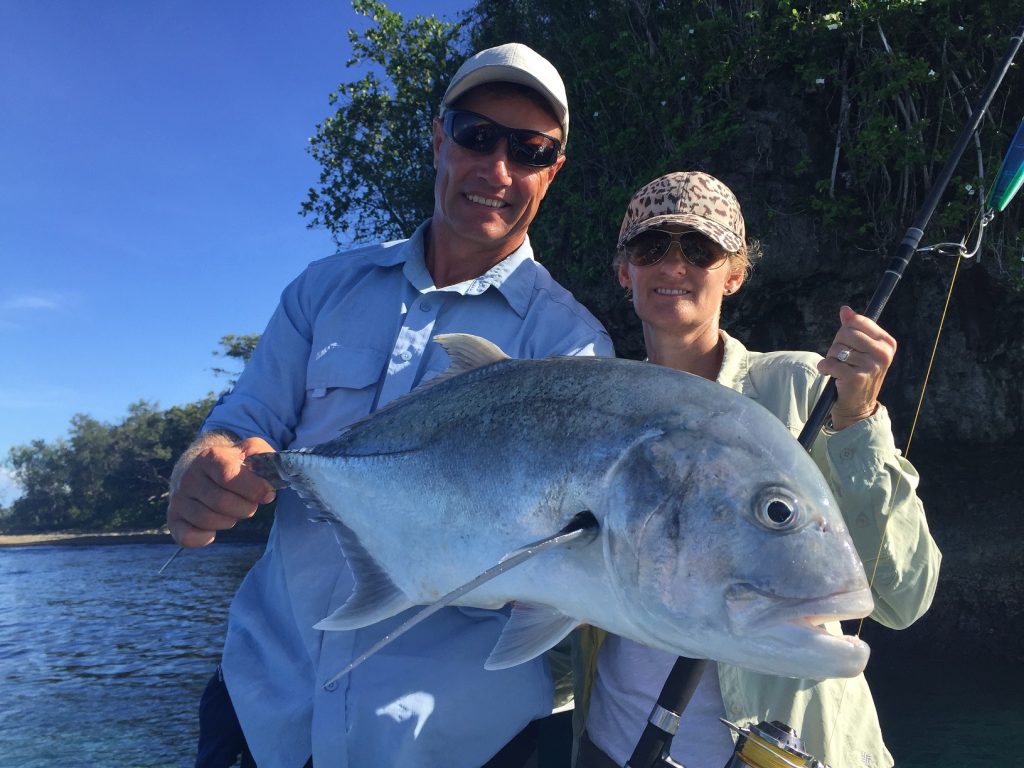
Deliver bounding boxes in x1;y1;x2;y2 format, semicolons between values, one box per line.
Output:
248;334;873;681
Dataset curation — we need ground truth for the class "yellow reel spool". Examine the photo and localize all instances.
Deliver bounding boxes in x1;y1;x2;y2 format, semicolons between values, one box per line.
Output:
722;720;828;768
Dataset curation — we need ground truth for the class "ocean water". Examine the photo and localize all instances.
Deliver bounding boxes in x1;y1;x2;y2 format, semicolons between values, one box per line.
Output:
0;542;261;767
0;543;1019;767
867;650;1024;768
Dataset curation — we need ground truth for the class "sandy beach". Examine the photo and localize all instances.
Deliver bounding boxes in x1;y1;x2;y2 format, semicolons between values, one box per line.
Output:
0;527;269;548
0;530;174;548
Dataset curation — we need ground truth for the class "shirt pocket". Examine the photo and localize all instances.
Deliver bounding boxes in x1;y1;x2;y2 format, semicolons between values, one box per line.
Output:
295;346;388;446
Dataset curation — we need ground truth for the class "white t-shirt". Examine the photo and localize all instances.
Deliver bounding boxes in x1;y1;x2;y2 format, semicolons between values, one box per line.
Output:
587;635;735;768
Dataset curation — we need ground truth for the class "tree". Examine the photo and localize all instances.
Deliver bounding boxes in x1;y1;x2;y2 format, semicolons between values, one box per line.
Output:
301;0;469;245
4;440;75;532
212;333;262;383
0;396;216;534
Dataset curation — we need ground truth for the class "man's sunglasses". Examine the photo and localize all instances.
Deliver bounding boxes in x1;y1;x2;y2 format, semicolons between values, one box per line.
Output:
622;230;728;269
442;109;562;168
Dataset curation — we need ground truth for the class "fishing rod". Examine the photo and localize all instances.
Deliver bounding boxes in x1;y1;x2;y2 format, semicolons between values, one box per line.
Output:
628;16;1024;768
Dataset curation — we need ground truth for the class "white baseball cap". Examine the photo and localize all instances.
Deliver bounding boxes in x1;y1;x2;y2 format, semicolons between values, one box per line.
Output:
442;43;569;148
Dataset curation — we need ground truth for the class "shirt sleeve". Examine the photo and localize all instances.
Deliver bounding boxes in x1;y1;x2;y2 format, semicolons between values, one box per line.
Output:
202;271;314;451
811;407;942;629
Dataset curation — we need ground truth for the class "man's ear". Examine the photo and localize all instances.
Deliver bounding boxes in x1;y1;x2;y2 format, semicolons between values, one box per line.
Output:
431;117;444;169
545;153;566;183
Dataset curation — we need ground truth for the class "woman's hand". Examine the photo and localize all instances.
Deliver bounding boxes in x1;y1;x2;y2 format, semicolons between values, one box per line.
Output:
817;305;897;430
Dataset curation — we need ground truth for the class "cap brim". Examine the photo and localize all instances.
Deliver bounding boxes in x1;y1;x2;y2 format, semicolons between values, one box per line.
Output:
619;214;743;253
443;66;568;145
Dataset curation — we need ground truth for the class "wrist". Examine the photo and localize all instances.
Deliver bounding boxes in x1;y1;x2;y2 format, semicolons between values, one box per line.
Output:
828;403;879;431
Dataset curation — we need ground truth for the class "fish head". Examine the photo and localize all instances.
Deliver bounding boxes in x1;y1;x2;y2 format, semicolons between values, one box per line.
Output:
603;416;873;680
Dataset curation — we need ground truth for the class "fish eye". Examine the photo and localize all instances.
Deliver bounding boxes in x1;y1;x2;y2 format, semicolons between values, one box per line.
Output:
754;487;801;531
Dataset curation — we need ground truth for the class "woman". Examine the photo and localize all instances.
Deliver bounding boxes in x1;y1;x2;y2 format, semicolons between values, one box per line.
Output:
574;172;941;768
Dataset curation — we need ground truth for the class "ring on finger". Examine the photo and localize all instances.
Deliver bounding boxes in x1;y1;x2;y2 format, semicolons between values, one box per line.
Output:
836;347;851;363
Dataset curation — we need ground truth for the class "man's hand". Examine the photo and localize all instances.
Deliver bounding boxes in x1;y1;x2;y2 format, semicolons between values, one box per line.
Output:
166;433;277;547
817;305;897;431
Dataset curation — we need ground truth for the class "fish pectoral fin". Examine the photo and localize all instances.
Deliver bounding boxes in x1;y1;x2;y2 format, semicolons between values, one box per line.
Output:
315;572;410;631
314;522;412;631
484;603;579;670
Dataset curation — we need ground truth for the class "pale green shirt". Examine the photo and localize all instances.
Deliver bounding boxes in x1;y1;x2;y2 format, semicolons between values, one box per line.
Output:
574;330;942;768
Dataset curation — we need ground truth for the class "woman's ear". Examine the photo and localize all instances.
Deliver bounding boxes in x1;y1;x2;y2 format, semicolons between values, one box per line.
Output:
618;261;631;290
724;268;745;296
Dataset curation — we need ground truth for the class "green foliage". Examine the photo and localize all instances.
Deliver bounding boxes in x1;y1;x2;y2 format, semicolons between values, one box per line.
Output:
299;0;1022;333
466;0;1021;287
212;333;261;382
4;440;74;531
301;0;469;244
1;397;216;534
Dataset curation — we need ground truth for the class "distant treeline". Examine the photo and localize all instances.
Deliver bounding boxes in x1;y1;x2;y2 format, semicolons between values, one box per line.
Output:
0;335;259;535
0;399;214;534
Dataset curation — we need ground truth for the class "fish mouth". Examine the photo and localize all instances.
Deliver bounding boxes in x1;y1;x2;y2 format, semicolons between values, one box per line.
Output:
724;583;874;678
726;583;874;631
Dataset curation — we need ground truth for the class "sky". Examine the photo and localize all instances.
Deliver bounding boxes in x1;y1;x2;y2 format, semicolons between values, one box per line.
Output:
0;0;472;504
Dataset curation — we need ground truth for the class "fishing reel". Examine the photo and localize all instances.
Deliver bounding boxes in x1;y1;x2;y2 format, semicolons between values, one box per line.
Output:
626;660;833;768
720;719;830;768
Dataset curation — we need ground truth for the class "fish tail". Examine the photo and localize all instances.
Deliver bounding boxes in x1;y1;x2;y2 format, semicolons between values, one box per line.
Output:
244;452;291;490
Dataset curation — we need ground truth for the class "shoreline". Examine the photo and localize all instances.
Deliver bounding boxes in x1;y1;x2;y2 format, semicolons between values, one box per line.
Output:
0;529;172;547
0;528;267;548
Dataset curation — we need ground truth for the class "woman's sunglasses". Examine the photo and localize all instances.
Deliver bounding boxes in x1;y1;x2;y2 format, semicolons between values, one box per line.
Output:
622;230;728;269
442;109;562;168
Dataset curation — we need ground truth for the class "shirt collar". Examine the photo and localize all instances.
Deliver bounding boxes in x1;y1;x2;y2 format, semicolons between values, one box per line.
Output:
716;329;750;387
376;221;537;318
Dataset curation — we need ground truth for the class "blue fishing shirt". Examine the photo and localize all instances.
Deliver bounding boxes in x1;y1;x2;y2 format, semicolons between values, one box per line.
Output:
203;221;613;768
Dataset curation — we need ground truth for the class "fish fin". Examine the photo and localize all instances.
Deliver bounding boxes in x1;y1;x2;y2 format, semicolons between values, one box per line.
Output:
434;333;510;371
484;603;579;670
315;522;412;630
428;333;510;386
254;455;413;630
244;453;291;490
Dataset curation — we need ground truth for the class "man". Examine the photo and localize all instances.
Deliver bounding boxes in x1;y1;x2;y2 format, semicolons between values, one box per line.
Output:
167;43;613;768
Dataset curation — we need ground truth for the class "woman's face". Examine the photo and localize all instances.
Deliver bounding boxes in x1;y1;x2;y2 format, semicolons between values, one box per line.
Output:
618;226;745;335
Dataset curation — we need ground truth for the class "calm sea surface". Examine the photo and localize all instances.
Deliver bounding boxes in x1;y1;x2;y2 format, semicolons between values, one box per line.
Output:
0;543;1019;767
0;542;261;767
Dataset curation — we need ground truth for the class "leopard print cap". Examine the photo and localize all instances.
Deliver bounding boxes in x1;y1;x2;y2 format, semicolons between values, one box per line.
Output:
618;171;745;252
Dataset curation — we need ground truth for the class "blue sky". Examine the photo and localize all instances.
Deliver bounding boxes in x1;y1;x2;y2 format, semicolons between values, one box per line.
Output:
0;0;471;504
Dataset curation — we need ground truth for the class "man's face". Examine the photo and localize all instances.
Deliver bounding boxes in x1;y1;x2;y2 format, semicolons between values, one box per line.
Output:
431;88;566;259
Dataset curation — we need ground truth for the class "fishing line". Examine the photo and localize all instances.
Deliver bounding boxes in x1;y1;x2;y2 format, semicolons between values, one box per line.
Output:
854;200;991;642
822;222;973;758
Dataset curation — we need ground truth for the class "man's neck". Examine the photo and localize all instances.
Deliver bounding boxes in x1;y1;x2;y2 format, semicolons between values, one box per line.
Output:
424;220;525;288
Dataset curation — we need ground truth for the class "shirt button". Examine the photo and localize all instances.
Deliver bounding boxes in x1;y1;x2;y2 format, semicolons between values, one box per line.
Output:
324;680;338;692
420;302;433;312
400;351;412;362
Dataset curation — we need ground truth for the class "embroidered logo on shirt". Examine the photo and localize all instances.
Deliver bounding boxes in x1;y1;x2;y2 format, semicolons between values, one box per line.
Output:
375;691;435;738
315;342;340;361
